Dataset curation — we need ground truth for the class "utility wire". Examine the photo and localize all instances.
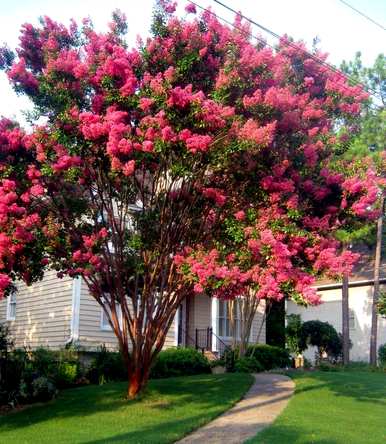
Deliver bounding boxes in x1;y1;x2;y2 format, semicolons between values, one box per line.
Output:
188;0;382;111
336;0;386;32
211;0;383;105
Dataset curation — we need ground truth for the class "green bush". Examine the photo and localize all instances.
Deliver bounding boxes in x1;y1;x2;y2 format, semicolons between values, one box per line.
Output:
318;362;341;372
299;320;343;362
285;314;303;355
150;347;210;379
55;362;78;388
235;356;263;373
246;344;291;370
378;344;386;367
31;376;57;402
30;348;58;376
87;346;126;384
224;348;236;372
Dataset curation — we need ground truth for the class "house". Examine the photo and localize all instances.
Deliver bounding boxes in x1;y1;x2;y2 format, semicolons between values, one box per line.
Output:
0;270;266;354
287;248;386;362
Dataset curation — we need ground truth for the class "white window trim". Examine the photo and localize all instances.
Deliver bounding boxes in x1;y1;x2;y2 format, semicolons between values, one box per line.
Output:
100;297;122;331
217;299;241;340
6;291;16;321
349;309;356;331
211;297;219;352
70;277;81;341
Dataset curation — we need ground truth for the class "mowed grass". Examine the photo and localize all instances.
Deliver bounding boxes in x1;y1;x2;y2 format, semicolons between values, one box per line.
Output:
250;370;386;444
0;373;253;444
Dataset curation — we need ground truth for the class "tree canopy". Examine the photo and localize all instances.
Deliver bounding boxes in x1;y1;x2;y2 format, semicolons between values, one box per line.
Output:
0;1;382;396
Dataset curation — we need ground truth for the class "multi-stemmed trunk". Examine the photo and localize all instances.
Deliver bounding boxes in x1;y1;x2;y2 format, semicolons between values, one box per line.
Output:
370;195;385;366
342;272;350;365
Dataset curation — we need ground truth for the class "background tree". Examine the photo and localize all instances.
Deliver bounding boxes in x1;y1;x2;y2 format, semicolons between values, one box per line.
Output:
0;2;381;396
341;52;385;365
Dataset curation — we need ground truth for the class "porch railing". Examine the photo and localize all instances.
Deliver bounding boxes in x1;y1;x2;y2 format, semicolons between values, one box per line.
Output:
178;325;230;357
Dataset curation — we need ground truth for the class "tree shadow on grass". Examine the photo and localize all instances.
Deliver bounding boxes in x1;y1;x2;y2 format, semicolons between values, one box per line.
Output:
0;374;253;437
248;424;340;444
288;370;386;406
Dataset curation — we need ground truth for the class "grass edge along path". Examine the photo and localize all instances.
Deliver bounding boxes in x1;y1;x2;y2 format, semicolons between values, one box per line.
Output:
248;370;386;444
0;373;253;444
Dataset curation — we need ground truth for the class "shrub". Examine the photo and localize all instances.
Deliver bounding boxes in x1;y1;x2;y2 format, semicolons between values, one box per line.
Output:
223;348;237;373
246;344;291;370
299;320;343;362
55;362;78;388
31;376;57;402
285;314;303;355
378;344;386;367
87;346;126;384
30;348;57;377
318;362;341;372
150;347;210;379
235;356;263;373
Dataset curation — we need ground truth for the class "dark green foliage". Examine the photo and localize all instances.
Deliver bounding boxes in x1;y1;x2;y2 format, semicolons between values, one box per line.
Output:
150;347;211;379
285;314;303;355
378;343;386;367
234;356;263;373
30;376;57;402
299;320;343;361
377;292;386;317
246;344;291;370
318;361;342;372
223;347;237;372
266;300;285;348
87;346;126;384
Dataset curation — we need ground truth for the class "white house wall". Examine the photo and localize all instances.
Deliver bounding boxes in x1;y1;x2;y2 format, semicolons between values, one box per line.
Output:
287;284;386;362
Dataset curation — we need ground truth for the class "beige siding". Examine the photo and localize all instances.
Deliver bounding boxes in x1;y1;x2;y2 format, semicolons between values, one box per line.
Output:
77;281;177;351
0;271;72;349
186;295;266;347
250;300;266;344
77;280;118;350
287;284;386;362
187;294;211;340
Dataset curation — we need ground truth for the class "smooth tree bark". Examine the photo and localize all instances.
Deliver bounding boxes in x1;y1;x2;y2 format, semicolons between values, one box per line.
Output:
341;272;350;365
370;195;385;366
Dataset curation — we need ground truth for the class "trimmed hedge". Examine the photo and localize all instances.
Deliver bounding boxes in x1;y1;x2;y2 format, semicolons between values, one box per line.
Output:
245;344;291;370
150;347;211;379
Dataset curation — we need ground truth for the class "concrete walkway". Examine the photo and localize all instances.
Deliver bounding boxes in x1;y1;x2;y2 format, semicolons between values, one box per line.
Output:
176;373;294;444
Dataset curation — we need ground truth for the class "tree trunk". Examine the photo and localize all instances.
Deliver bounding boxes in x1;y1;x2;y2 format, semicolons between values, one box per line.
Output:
370;195;385;366
342;272;350;365
127;367;150;399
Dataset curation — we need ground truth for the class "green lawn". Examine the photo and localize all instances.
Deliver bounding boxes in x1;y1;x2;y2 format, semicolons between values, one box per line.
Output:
250;370;386;444
0;373;253;444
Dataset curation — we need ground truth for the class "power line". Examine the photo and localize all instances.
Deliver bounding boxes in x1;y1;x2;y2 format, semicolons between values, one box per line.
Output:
336;0;386;32
187;0;382;111
211;0;383;105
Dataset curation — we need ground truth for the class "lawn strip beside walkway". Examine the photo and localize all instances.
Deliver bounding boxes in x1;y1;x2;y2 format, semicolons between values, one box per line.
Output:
176;373;294;444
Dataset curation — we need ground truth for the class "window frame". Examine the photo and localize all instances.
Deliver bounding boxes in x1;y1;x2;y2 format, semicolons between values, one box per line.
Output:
6;291;16;321
100;296;122;331
217;299;241;340
349;309;356;331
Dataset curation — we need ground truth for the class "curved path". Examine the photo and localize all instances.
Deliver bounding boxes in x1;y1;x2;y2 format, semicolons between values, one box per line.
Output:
176;373;294;444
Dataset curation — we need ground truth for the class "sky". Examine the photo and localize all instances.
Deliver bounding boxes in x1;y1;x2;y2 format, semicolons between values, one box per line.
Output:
0;0;385;125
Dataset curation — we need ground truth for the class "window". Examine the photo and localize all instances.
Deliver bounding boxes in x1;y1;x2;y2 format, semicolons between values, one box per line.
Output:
6;291;16;321
218;300;241;338
349;309;356;331
100;296;122;331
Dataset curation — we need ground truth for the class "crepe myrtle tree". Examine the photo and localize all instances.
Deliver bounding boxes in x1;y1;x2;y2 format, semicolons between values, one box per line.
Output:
0;1;382;396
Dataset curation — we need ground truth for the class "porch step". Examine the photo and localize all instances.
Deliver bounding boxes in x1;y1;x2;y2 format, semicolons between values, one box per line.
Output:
204;350;218;361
